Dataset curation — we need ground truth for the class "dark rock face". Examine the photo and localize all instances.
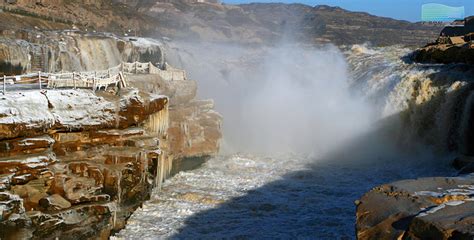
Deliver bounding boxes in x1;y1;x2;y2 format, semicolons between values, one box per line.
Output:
356;176;474;239
0;89;171;239
454;155;474;174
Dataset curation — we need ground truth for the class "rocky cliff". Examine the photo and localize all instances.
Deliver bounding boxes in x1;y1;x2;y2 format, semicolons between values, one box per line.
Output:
0;89;171;239
0;31;164;75
0;32;222;239
127;74;222;161
413;17;474;65
414;42;474;65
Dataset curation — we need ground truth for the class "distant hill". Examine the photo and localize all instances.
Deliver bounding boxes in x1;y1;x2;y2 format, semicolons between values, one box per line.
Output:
0;0;442;47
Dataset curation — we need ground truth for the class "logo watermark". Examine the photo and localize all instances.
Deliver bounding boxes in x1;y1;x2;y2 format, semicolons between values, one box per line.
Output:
421;3;465;22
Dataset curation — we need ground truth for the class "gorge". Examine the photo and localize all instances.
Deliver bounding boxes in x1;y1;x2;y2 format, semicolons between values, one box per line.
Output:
0;0;473;239
117;43;474;239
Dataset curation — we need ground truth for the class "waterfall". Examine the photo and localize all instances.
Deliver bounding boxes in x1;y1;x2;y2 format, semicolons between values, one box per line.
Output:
0;33;165;75
459;92;474;155
346;44;474;154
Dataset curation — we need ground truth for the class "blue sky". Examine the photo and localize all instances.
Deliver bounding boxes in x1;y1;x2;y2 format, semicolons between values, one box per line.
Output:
223;0;473;22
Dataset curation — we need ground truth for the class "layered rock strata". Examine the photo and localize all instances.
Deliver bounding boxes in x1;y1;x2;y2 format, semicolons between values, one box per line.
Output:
126;72;222;162
356;175;474;239
0;88;172;239
414;43;474;65
0;31;164;75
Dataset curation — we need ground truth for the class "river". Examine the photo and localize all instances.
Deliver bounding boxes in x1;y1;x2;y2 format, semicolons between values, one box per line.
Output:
115;43;469;239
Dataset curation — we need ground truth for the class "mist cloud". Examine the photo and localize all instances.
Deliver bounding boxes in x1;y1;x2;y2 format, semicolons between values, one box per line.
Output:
164;42;376;156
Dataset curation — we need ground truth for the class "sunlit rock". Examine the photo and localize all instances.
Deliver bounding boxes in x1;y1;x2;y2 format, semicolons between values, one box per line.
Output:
356;175;474;239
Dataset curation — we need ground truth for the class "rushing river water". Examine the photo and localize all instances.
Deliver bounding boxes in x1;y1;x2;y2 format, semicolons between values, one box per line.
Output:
116;44;471;239
116;152;452;239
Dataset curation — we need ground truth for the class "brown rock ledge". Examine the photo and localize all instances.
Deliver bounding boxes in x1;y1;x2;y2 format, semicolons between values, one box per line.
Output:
356;175;474;240
0;88;171;239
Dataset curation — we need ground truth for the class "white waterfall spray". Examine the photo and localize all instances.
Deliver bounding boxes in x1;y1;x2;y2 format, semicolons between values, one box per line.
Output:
117;43;468;240
163;41;474;157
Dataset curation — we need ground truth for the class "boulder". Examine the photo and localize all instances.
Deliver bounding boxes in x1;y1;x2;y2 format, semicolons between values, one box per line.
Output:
38;194;71;211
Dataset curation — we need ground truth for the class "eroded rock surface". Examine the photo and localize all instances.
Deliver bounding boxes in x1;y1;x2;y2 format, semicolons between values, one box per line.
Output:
127;73;222;161
413;43;474;65
0;31;164;75
356;175;474;240
0;88;171;239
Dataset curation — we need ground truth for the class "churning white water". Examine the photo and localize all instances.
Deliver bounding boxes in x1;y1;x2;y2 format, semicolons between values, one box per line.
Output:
115;44;461;239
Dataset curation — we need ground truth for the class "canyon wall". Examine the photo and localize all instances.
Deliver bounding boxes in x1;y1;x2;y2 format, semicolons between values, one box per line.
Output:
0;0;442;46
0;0;152;33
349;44;474;238
0;89;171;239
0;32;164;75
0;33;222;239
127;74;222;161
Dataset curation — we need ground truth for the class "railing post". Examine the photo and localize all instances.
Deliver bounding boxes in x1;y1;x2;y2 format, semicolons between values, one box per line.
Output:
38;71;42;90
3;75;5;95
73;72;76;89
93;71;97;91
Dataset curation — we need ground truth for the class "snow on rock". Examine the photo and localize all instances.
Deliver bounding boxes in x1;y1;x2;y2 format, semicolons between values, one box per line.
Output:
0;91;55;128
0;89;168;140
45;90;116;130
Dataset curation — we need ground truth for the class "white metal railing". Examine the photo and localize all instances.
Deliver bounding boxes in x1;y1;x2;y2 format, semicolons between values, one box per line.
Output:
121;61;187;81
0;61;187;95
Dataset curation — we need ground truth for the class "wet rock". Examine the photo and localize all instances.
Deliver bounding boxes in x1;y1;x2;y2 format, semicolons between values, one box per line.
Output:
0;87;172;239
0;55;221;239
413;43;474;65
128;74;223;160
38;194;71;211
0;136;54;158
356;175;474;239
11;181;48;211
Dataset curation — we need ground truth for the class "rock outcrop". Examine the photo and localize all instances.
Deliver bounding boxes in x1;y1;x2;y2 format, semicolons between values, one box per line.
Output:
413;16;474;65
127;71;222;161
0;31;164;75
0;31;222;238
356;175;474;239
0;88;171;239
413;43;474;65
